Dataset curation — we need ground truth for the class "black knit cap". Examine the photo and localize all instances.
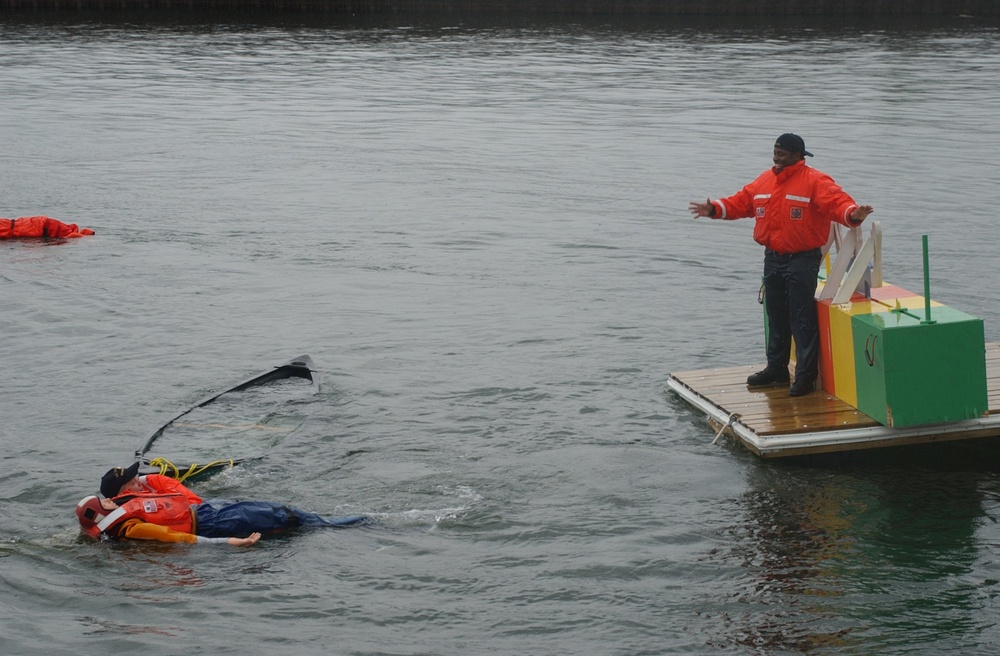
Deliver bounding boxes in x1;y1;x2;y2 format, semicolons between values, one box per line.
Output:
775;133;813;157
100;462;140;498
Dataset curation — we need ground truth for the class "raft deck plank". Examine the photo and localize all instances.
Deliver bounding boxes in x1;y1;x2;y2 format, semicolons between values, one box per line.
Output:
667;341;1000;457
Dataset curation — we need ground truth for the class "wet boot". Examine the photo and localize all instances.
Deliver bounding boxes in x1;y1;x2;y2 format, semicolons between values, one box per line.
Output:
746;366;790;387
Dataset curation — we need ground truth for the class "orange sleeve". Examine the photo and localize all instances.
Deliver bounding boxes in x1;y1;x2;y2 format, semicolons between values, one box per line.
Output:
811;171;860;228
119;519;198;544
715;172;766;221
146;475;204;505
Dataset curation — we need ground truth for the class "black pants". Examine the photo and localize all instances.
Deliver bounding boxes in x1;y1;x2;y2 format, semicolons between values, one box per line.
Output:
762;248;822;382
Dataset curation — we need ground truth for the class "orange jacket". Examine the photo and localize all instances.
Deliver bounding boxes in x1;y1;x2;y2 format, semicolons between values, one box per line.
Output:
0;216;94;239
99;493;195;539
113;474;204;506
711;160;860;254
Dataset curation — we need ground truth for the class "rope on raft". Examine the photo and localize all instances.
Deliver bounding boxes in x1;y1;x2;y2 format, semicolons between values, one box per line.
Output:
711;413;741;445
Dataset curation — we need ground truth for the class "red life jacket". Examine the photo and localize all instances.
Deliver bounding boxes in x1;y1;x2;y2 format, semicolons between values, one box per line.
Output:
0;216;94;239
97;493;194;536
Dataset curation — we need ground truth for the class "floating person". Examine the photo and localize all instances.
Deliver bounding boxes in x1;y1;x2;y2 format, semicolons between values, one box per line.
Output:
1;215;95;239
688;133;874;397
76;492;368;546
100;462;203;505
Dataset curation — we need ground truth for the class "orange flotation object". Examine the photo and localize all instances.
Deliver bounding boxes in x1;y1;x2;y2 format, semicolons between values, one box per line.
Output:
0;215;95;239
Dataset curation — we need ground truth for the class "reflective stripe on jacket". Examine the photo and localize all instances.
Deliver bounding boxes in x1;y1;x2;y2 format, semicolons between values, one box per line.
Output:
712;160;859;254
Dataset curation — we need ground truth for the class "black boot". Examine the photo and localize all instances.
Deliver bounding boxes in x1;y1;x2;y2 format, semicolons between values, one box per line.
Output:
789;377;816;397
747;367;790;387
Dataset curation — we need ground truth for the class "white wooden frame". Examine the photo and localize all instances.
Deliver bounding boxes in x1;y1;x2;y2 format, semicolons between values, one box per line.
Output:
818;221;882;304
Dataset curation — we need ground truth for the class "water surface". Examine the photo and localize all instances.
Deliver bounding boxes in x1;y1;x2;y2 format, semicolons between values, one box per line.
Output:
2;13;1000;655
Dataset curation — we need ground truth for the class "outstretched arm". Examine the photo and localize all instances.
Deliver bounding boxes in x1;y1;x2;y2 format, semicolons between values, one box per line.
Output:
120;520;262;546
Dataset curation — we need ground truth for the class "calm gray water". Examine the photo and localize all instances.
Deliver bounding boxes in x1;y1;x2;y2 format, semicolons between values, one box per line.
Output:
3;12;1000;655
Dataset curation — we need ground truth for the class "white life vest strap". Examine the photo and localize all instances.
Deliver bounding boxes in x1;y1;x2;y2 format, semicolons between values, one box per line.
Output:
97;506;128;532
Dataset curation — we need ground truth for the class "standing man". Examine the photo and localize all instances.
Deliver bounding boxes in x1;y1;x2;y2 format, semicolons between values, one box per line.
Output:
689;133;874;396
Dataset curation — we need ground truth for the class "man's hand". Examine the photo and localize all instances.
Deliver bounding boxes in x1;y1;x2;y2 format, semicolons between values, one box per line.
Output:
227;532;262;547
850;205;874;224
689;199;715;218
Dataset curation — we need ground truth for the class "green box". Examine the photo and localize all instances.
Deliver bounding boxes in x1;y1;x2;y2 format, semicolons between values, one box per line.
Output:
852;306;988;427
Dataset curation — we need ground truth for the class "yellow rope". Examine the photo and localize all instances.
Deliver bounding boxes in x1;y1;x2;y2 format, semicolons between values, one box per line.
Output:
147;456;235;483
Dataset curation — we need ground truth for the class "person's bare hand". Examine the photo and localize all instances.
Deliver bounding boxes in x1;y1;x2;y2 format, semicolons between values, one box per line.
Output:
689;198;714;218
227;532;262;547
850;205;874;223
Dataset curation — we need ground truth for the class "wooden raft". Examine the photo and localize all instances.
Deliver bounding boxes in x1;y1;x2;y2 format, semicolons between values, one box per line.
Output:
667;341;1000;458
